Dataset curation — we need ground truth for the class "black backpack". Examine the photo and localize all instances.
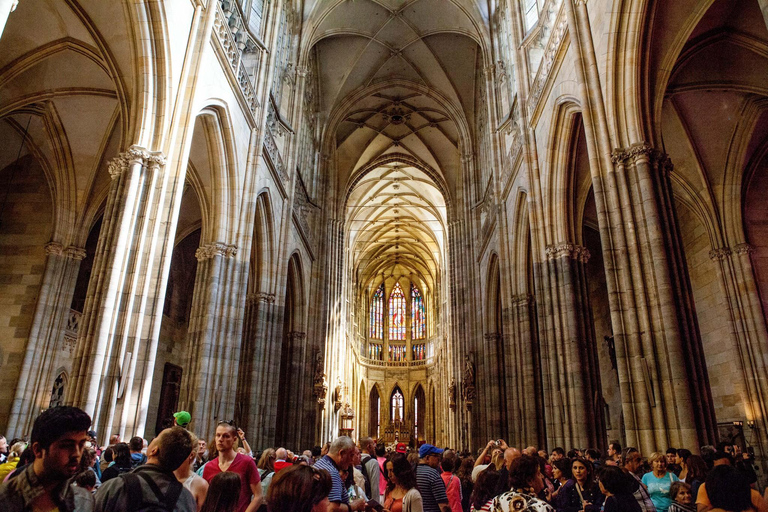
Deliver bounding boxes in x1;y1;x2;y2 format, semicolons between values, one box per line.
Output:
121;471;184;512
360;455;377;499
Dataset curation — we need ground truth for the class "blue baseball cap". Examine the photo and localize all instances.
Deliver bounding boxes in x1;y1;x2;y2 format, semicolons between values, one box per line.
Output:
419;444;444;458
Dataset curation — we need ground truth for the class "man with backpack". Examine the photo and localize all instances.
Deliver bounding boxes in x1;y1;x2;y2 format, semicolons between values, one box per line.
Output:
358;437;381;505
95;426;197;512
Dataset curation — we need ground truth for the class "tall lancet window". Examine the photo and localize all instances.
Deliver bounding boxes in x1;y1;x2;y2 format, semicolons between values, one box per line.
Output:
370;283;384;339
389;282;406;340
411;284;426;340
391;387;404;422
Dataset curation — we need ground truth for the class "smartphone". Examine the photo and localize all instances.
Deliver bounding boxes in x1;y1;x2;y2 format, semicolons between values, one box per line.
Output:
366;499;384;512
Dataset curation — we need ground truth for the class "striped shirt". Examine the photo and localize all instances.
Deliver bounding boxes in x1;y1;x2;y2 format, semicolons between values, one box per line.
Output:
415;463;448;512
314;455;349;504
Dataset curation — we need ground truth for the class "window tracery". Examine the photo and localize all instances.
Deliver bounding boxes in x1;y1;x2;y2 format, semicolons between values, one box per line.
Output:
389;282;406;341
411;283;426;340
370;283;384;339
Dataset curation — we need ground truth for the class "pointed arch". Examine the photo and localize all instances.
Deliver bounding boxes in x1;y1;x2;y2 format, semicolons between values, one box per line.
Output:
249;192;275;294
369;383;381;438
285;252;306;332
390;384;405;422
196;104;240;245
413;383;426;440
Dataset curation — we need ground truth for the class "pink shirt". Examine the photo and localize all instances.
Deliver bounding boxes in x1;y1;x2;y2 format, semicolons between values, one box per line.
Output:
203;453;261;512
441;471;462;512
377;456;387;496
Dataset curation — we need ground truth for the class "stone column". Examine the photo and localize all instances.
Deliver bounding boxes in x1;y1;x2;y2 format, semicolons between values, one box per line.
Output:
178;242;242;442
237;291;277;445
608;146;717;451
537;243;605;450
710;244;768;455
506;293;544;448
69;147;176;438
6;242;85;436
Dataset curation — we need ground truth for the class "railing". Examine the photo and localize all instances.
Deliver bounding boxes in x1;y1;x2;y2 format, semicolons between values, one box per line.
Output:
213;1;265;119
359;357;432;368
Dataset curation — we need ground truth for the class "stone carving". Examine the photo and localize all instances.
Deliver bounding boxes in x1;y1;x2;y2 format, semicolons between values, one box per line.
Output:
313;352;328;408
528;5;568;116
448;378;457;410
108;146;166;179
213;1;261;118
195;243;238;261
545;243;590;262
45;242;86;260
734;243;754;255
246;292;276;305
263;125;287;182
333;378;343;412
709;247;732;261
462;355;476;410
293;174;318;247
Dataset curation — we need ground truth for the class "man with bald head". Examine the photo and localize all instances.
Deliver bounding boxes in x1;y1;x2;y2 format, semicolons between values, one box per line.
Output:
495;447;522;494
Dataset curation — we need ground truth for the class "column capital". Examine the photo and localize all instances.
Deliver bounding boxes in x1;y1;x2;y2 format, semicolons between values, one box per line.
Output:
545;242;590;262
195;242;238;261
44;242;64;256
709;246;732;261
611;142;657;165
44;242;86;260
734;243;754;255
108;146;167;179
246;291;276;305
64;246;87;261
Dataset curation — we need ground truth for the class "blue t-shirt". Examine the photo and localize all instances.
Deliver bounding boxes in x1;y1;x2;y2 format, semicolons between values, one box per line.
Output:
314;455;349;504
641;471;679;512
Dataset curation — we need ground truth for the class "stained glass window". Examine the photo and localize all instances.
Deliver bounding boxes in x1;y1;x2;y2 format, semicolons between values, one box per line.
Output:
370;283;384;339
411;284;426;339
389;282;406;340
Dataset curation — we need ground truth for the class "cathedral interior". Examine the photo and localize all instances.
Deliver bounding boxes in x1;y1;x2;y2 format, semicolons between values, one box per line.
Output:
1;0;768;472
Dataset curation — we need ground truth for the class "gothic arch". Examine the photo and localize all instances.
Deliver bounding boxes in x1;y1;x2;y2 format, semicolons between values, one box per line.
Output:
285;252;307;332
485;253;502;333
194;104;239;245
248;192;275;295
545;99;585;245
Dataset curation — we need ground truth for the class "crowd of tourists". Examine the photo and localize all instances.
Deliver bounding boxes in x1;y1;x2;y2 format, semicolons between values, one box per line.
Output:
0;406;764;512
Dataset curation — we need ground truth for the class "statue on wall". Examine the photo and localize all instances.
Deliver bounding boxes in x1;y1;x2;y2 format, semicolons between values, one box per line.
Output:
313;351;328;408
462;354;476;411
448;378;456;410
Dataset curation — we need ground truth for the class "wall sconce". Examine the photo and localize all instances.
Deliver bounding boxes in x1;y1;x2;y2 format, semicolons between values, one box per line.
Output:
733;420;744;427
748;420;756;429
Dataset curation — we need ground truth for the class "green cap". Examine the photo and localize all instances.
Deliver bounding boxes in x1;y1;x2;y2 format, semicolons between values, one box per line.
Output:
173;411;191;426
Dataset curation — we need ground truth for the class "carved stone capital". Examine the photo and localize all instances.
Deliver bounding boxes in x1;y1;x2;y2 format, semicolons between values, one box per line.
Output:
247;292;276;305
545;243;589;261
734;243;754;255
195;242;238;261
483;65;496;78
709;247;732;261
64;246;87;261
108;146;167;179
611;142;656;165
45;242;64;256
512;293;534;305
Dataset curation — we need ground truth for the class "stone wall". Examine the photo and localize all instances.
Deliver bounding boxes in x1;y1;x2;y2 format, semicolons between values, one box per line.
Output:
0;158;52;423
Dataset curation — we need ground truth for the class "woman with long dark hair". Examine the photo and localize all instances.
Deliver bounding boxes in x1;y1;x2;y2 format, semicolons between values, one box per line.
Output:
554;457;604;512
201;472;242;512
383;452;423;512
470;466;500;511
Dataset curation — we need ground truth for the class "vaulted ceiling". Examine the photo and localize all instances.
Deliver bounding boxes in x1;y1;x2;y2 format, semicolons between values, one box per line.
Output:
304;0;487;296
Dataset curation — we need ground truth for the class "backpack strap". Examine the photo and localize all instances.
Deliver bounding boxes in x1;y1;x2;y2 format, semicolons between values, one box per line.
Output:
136;471;184;510
121;473;143;512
